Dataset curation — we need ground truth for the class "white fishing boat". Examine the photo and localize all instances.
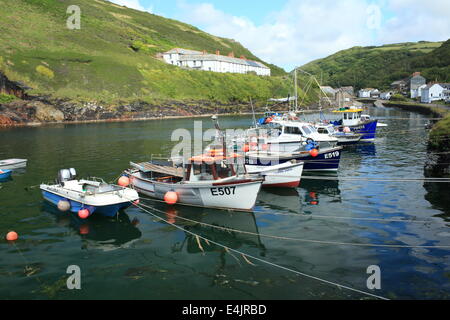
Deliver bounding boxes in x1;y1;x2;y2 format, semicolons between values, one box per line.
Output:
315;123;362;145
40;168;139;218
126;151;264;212
0;158;27;170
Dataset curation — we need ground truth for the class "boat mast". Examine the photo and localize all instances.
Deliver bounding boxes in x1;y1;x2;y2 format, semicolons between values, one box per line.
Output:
294;67;298;112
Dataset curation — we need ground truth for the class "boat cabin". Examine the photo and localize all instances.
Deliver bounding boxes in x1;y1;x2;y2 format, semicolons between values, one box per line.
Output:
187;150;245;182
332;107;364;126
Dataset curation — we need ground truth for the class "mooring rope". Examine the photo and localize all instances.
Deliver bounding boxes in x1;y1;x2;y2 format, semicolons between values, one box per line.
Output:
130;201;389;300
300;176;450;182
135;201;450;249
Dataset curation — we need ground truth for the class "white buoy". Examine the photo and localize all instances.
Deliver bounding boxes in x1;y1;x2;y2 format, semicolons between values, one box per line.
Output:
57;200;71;212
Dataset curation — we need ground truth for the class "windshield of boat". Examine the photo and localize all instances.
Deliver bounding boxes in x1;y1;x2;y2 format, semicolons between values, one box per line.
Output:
284;126;302;135
301;125;317;135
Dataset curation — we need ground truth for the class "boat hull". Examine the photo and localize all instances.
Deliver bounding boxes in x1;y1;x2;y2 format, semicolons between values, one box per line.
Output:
42;190;133;218
346;120;378;141
245;161;304;188
129;172;263;211
245;147;342;172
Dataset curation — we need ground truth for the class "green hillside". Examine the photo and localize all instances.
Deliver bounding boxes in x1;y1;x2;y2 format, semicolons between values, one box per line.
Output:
301;40;450;90
0;0;294;104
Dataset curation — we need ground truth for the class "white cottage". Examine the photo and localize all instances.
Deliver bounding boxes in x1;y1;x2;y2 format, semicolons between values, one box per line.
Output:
162;48;271;76
421;83;450;103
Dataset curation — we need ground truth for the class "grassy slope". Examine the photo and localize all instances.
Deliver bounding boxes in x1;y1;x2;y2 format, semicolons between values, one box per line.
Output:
0;0;294;104
300;40;450;90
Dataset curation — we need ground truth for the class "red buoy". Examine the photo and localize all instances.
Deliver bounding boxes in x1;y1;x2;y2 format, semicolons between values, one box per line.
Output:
118;176;130;187
309;149;319;157
242;144;250;152
164;191;178;205
6;231;18;241
78;209;90;219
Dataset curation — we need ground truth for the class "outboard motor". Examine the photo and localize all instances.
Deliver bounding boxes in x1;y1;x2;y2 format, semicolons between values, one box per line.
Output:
69;168;77;179
57;168;74;184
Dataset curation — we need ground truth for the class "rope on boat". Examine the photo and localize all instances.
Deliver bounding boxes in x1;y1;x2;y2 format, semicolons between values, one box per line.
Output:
135;201;450;249
129;201;389;300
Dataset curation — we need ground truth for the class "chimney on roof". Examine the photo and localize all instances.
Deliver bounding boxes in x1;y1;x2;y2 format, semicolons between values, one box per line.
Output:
228;51;234;57
216;50;220;55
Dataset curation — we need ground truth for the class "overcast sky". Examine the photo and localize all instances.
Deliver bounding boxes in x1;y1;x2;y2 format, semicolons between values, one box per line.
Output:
109;0;450;71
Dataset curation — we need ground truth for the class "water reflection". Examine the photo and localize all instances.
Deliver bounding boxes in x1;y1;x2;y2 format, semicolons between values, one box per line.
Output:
146;202;266;256
42;203;142;250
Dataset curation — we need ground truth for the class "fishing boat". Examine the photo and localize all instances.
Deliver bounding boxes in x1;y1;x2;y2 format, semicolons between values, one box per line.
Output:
0;169;12;180
209;115;304;188
329;107;378;141
0;158;27;170
126;151;264;212
240;118;338;153
40;168;139;218
314;123;362;145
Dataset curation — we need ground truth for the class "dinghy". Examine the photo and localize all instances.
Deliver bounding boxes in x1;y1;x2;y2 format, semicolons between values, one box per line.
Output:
40;168;139;218
126;151;264;212
0;158;27;170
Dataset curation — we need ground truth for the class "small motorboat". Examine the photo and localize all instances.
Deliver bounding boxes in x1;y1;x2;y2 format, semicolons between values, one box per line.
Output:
127;151;264;212
40;168;139;218
0;158;27;170
0;169;12;180
245;160;304;188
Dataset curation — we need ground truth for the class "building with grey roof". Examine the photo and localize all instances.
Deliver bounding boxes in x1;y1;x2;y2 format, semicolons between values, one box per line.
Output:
162;48;270;76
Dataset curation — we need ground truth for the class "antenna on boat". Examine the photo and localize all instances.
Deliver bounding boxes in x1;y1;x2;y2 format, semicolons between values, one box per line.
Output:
249;97;257;128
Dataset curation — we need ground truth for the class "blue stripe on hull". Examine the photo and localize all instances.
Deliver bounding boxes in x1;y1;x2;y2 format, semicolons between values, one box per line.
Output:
42;191;130;218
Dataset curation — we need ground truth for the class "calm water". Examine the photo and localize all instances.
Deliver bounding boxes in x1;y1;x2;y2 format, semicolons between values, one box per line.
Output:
0;107;449;300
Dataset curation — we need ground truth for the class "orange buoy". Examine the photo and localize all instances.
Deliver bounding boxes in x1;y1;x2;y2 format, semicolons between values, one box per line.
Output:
310;201;318;205
164;191;178;205
242;144;250;152
78;209;90;219
6;231;18;241
118;176;130;187
309;149;319;157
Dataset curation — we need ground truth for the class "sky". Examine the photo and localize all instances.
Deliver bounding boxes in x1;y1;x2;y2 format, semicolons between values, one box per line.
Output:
109;0;450;71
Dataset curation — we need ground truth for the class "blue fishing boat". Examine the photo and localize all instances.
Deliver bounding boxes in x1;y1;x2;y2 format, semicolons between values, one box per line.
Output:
40;169;139;218
0;169;12;180
330;107;378;141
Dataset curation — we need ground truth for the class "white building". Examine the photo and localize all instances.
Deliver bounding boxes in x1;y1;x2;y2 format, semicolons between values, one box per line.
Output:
162;48;271;76
358;88;373;98
380;92;392;100
421;83;450;103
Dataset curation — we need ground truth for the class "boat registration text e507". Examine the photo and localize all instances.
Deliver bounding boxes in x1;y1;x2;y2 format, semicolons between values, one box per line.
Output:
210;186;236;196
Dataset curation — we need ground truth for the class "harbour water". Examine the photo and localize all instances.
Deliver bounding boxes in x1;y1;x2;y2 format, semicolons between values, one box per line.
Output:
0;106;449;299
